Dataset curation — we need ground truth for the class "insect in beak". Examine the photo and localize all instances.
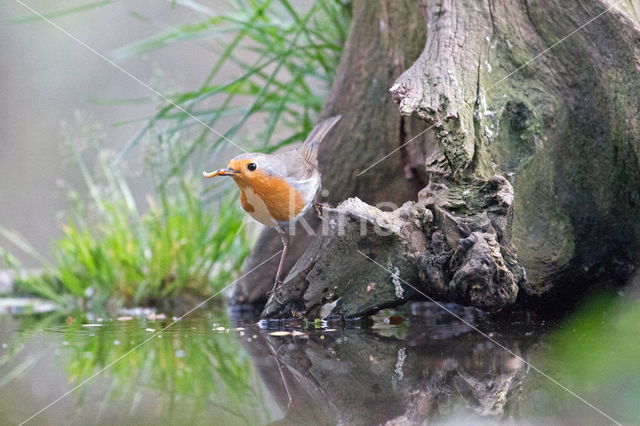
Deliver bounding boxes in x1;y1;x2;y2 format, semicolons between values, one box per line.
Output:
202;168;238;178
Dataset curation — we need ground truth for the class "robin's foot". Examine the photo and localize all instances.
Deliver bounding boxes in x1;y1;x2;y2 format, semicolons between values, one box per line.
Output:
267;281;285;304
314;202;329;219
267;280;282;296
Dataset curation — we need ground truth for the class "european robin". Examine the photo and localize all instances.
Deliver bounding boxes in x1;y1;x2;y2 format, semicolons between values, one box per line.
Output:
203;115;341;293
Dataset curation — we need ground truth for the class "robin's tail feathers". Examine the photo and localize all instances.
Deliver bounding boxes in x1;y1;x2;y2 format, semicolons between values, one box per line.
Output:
300;114;342;167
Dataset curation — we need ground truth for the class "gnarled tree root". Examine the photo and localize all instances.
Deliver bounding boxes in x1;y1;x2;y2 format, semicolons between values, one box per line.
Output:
262;175;524;319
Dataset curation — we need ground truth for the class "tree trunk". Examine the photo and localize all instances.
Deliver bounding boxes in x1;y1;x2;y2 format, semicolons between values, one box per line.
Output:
232;0;640;319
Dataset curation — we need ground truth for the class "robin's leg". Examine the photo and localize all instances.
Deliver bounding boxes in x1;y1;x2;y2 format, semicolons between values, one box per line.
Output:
271;226;289;294
314;201;329;219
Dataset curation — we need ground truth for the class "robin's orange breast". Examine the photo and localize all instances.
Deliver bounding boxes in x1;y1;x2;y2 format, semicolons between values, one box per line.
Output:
235;173;307;226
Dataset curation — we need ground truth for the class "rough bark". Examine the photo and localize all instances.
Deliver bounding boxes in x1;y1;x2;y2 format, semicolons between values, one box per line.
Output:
234;0;640;318
263;175;523;318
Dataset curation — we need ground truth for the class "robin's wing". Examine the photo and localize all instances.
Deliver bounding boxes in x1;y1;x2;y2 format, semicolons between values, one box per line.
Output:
299;115;342;169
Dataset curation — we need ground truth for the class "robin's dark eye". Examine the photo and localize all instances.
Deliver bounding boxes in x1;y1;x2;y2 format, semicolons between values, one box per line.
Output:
247;163;257;171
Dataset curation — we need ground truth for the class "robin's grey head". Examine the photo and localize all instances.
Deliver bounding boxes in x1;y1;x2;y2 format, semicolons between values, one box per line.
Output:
225;153;286;177
202;152;287;183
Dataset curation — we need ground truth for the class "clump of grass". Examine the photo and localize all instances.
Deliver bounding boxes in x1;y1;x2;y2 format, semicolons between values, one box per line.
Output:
1;147;249;310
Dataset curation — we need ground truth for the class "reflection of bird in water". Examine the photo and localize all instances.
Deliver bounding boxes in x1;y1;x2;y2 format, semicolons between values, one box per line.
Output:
204;115;341;294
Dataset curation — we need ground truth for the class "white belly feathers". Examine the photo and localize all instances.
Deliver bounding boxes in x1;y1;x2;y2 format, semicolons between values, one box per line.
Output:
243;186;278;227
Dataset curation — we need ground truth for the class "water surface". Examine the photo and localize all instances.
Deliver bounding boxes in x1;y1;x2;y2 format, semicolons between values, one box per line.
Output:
0;293;638;425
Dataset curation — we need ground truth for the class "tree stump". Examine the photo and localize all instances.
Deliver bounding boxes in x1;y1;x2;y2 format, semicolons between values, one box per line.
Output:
233;0;640;318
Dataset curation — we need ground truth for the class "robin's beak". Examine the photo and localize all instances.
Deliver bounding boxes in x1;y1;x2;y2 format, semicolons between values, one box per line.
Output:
202;168;238;178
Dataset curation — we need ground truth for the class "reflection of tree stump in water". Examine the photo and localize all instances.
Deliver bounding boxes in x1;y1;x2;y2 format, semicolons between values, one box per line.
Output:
236;305;537;425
